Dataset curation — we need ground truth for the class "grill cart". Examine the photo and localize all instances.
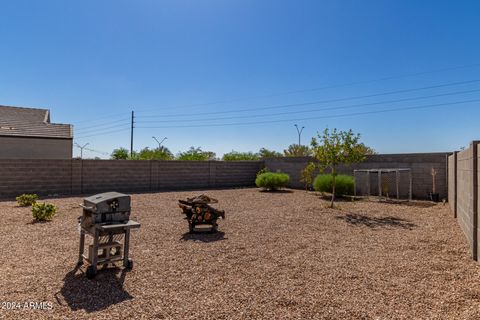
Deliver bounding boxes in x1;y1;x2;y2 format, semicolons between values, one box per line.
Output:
77;192;140;279
178;195;225;232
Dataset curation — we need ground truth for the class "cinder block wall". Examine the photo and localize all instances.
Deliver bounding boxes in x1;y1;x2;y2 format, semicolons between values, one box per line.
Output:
265;153;449;199
447;141;480;261
448;153;457;215
0;159;264;199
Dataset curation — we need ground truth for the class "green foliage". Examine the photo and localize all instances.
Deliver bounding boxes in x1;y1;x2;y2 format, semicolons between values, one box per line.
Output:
356;143;377;155
31;202;57;221
300;162;316;191
16;194;38;206
177;147;216;161
313;174;354;196
256;167;268;177
111;147;130;160
222;151;260;161
137;146;174;160
310;128;366;207
255;172;290;191
284;144;312;157
258;148;282;159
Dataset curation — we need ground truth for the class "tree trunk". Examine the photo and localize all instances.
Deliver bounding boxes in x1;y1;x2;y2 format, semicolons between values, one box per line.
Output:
330;168;336;208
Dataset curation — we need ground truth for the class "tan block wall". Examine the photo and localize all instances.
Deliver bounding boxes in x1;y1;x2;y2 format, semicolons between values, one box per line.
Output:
265;153;449;199
456;147;474;251
0;159;264;198
0;136;72;159
448;153;456;215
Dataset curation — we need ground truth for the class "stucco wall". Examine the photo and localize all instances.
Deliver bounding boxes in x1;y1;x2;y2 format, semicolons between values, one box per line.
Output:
0;136;72;159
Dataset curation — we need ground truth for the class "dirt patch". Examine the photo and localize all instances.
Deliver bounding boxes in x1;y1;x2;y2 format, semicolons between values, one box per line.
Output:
0;188;479;319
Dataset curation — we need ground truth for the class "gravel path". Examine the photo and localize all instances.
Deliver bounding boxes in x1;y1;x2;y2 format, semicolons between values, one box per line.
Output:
0;188;479;319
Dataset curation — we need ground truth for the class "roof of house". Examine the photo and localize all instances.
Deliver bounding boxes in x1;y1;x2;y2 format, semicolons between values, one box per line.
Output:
0;105;72;139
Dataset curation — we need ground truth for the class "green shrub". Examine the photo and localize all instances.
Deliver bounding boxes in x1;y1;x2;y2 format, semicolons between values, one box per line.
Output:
32;202;57;221
16;194;38;206
313;174;354;196
255;172;290;190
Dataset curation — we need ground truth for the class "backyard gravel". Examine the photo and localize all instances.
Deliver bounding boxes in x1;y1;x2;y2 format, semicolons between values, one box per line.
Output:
1;188;480;319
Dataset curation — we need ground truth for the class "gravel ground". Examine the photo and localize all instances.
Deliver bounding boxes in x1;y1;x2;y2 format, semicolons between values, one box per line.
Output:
1;188;479;319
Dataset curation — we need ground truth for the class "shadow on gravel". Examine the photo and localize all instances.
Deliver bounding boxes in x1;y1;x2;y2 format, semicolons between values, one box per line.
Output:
259;189;294;194
56;265;133;313
336;213;417;230
181;231;227;242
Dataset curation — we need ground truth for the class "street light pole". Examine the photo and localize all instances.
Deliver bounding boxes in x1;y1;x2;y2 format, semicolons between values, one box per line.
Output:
152;136;167;148
294;124;305;145
74;142;90;159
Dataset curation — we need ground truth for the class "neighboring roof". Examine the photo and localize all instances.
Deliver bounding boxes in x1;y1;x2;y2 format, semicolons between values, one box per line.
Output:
0;105;72;139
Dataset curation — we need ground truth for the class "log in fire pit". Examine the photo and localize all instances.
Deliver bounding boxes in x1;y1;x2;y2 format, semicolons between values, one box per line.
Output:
178;195;225;233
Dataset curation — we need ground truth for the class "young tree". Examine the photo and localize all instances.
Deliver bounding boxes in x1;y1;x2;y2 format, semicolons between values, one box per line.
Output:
177;147;216;160
355;143;377;155
300;162;316;191
284;144;312;157
111;147;130;160
310;128;366;208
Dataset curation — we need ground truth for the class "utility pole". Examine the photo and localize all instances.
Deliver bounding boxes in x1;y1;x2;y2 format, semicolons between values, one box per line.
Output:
74;142;89;159
152;136;167;149
294;124;305;145
130;110;135;157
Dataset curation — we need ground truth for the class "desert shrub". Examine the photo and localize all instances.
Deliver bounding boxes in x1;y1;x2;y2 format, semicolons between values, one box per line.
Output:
31;202;57;221
313;174;354;196
255;172;290;190
16;194;38;206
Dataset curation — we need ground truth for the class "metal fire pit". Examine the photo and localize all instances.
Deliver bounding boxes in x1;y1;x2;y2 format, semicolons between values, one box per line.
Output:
77;192;140;279
178;195;225;233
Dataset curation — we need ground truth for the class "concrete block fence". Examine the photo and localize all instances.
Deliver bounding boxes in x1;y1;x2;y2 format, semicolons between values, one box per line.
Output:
448;141;480;261
0;153;449;200
265;152;450;200
0;159;264;198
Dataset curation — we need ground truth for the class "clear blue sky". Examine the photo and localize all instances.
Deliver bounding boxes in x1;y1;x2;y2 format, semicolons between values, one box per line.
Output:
1;0;479;158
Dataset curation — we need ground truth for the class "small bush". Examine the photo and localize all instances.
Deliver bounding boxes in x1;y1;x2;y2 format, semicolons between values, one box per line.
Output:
32;202;57;221
313;174;354;196
255;172;290;190
16;194;38;206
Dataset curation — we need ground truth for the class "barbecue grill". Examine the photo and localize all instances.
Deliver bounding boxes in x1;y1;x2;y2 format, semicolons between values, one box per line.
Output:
77;192;140;279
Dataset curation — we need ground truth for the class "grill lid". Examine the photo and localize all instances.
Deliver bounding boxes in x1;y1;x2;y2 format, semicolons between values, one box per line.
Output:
83;192;131;213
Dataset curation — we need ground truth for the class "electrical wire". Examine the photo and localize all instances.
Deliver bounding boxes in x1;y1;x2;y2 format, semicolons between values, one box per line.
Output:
133;62;480;112
136;98;480;129
136;79;480;119
135;88;480;123
76;127;131;139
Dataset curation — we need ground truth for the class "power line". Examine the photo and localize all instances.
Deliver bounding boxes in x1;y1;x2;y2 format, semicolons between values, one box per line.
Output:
135;88;480;123
74;117;131;132
132;63;480;113
76;127;131;139
136;98;480;129
73;112;131;125
74;120;132;135
136;79;480;119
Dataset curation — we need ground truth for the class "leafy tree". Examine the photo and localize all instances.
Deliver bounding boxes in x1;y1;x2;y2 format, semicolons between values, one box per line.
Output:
310;128;365;208
300;162;316;191
222;151;260;161
356;143;377;155
258;148;282;159
284;144;312;157
111;147;130;160
177;147;216;161
137;146;174;160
